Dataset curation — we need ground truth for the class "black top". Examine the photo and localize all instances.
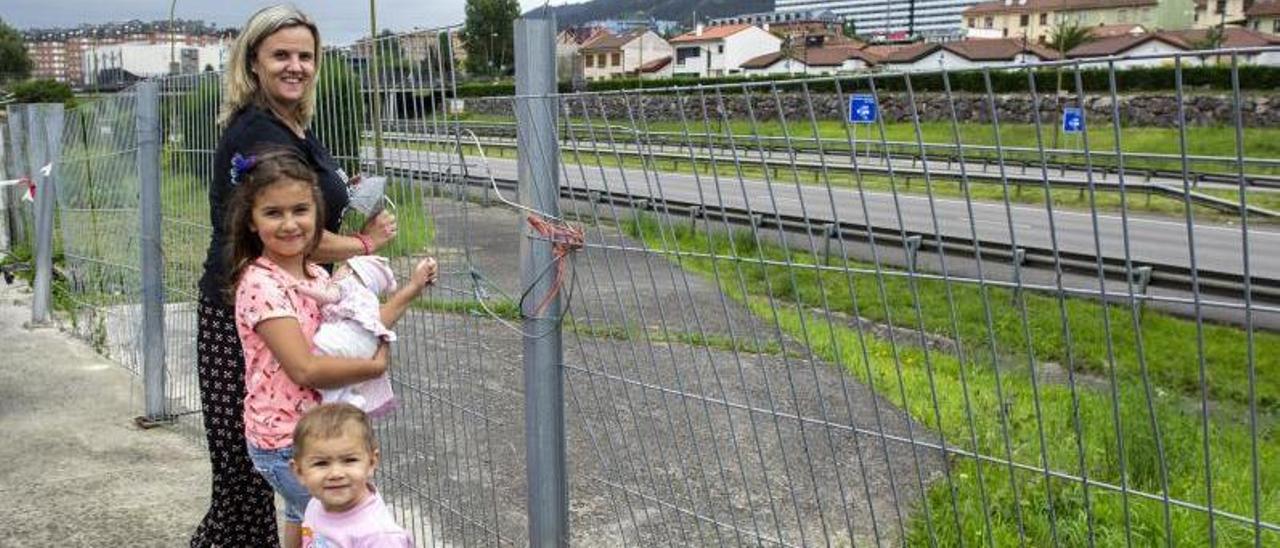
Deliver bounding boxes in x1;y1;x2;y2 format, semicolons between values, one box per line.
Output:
198;105;351;298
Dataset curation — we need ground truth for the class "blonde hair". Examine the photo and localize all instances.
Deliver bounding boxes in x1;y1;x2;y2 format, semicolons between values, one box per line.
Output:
219;4;321;128
294;403;377;459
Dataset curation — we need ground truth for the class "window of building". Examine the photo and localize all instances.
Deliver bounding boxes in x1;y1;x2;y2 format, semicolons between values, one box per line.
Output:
1216;0;1226;14
597;53;606;66
717;44;724;54
1040;13;1048;25
585;54;594;67
1275;19;1280;33
676;47;700;64
969;17;976;27
611;52;621;66
1020;14;1029;27
985;16;994;28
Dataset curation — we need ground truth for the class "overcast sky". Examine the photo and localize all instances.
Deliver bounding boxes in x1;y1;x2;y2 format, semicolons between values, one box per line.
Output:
4;0;573;43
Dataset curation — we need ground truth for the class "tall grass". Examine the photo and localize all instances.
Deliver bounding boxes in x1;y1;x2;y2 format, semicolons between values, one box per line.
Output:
622;213;1278;545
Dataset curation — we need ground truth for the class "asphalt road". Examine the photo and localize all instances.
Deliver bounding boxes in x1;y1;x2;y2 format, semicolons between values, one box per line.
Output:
370;146;1280;290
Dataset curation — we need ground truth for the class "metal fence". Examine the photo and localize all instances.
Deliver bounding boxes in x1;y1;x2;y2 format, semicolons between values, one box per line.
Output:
3;15;1278;547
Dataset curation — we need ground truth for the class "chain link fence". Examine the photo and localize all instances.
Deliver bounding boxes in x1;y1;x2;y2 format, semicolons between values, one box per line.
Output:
3;15;1278;547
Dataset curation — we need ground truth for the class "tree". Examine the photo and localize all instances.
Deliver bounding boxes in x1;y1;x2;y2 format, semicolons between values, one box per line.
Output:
462;0;520;77
0;17;32;84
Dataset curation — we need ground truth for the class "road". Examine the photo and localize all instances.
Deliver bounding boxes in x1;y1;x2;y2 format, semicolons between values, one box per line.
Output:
366;145;1280;303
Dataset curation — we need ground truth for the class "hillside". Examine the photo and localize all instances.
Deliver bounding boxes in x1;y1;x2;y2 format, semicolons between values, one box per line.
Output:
541;0;774;29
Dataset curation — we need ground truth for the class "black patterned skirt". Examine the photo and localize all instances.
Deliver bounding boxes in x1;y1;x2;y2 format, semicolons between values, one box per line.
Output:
190;295;280;547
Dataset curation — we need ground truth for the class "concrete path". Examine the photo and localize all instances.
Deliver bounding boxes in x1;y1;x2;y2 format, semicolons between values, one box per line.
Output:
0;279;209;547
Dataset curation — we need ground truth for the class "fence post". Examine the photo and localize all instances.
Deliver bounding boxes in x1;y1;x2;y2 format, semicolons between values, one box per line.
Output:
5;107;30;255
135;81;169;422
0;122;9;252
28;103;65;326
515;13;568;548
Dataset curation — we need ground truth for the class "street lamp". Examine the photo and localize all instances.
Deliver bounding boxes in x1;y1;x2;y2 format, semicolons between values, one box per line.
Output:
168;0;179;75
490;31;498;78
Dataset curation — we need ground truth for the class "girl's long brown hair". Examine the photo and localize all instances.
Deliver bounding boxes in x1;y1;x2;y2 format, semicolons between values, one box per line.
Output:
223;145;326;302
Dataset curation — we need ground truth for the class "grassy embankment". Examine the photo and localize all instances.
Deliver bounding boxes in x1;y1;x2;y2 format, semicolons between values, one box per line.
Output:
620;212;1277;546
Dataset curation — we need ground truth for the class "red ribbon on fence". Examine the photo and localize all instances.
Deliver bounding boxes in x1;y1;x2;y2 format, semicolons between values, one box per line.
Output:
526;214;584;317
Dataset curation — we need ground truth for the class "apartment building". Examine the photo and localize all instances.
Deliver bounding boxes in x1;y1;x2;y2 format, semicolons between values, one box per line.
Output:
963;0;1195;43
776;0;987;41
23;20;232;85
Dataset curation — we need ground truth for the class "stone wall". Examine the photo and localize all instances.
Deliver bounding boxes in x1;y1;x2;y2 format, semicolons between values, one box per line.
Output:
463;92;1280;127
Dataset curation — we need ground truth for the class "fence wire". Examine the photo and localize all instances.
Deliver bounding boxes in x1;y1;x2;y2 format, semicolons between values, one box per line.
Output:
8;22;1278;547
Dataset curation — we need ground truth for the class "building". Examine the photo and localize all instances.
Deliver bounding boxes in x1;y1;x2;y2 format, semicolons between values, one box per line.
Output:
877;37;1060;69
962;0;1195;43
1245;1;1280;33
578;29;674;80
23;20;232;85
1065;27;1280;66
775;0;988;41
82;42;227;84
1193;0;1252;28
668;24;783;77
740;45;878;75
709;9;843;27
558;26;609;82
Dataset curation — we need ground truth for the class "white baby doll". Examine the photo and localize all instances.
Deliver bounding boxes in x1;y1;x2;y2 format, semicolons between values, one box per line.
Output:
292;255;401;417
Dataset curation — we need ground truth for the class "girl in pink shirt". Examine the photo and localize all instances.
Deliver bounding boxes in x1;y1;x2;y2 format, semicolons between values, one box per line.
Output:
226;146;436;548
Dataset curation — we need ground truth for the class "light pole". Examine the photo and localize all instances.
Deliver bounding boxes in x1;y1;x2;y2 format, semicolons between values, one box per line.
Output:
490;31;498;79
168;0;179;75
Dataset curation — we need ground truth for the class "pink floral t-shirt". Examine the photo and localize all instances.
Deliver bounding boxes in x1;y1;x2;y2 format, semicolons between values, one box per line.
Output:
235;256;329;450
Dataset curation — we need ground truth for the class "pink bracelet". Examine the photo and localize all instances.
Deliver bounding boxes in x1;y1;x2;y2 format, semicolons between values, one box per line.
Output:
354;233;374;255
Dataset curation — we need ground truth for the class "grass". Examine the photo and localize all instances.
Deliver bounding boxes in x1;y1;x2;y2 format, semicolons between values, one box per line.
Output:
619;212;1278;546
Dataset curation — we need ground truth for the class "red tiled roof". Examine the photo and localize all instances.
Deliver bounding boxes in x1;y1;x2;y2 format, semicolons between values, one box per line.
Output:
1088;24;1147;39
1066;33;1188;57
669;24;754;43
581;29;650;52
944;37;1061;61
964;0;1156;16
1162;27;1280;48
637;56;672;73
1246;0;1280;16
740;45;879;69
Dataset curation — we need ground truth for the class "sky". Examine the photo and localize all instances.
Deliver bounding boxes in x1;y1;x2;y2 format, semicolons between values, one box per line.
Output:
3;0;573;44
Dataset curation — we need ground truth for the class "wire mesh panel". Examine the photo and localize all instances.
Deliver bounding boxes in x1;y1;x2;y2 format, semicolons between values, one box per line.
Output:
53;90;147;375
425;47;1279;545
27;16;1280;547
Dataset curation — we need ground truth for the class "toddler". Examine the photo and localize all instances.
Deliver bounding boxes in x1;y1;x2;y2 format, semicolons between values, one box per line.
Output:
292;403;412;547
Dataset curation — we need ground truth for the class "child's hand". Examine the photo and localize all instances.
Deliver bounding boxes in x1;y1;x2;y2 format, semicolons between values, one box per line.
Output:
372;343;390;374
409;257;438;293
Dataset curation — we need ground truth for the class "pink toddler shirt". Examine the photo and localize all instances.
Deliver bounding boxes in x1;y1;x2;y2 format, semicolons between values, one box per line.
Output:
235;256;329;450
301;487;413;547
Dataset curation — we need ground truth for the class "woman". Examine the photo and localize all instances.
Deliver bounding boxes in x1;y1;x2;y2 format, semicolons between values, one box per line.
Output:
191;5;397;546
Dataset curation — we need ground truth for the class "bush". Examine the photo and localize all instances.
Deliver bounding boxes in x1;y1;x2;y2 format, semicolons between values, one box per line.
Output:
452;65;1280;98
7;78;74;105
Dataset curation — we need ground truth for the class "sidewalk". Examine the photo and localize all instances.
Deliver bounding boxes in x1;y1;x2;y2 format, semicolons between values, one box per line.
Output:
0;280;210;546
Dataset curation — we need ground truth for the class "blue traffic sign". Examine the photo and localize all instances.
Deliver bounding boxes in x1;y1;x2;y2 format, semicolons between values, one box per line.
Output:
848;94;878;124
1062;107;1084;133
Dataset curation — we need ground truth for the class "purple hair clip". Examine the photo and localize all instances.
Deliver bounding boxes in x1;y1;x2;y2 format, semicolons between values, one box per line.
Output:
229;152;258;186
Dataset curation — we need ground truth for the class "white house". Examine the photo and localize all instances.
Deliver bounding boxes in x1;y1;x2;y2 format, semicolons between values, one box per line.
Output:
579;29;674;81
1066;34;1190;68
877;38;1059;72
741;46;878;76
668;23;783;77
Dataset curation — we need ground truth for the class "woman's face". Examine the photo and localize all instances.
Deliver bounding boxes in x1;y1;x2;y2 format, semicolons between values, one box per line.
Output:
251;25;316;110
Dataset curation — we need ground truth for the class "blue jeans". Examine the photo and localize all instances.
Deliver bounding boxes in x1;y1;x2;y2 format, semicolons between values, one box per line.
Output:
246;443;311;523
